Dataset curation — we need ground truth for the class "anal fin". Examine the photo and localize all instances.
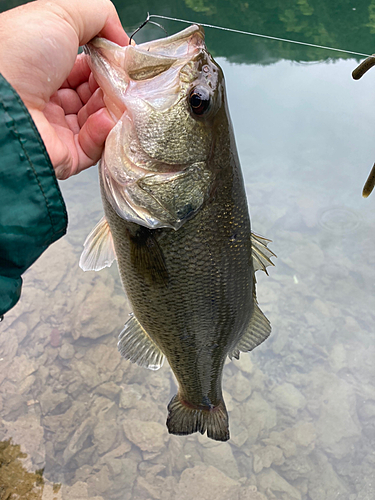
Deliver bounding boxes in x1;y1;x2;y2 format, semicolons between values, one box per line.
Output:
229;300;271;360
118;314;164;371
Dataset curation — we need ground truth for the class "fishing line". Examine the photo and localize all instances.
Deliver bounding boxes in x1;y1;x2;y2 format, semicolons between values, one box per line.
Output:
149;14;372;59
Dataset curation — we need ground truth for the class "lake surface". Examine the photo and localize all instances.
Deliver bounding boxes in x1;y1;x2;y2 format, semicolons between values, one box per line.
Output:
1;1;375;499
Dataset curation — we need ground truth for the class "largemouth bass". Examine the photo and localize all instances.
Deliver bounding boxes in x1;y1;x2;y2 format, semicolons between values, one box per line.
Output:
80;25;275;441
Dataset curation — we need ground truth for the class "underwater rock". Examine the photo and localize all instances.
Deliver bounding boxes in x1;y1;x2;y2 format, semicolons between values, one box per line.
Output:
229;420;249;448
252;444;284;473
222;390;234;412
72;283;126;340
200;442;240;480
61;480;88;499
239;485;268;500
30;239;76;292
291;422;316;448
347;345;375;386
94;381;122;400
257;469;301;500
18;375;36;395
262;422;316;462
147;370;172;403
3;414;45;468
307;450;348;500
92;418;118;456
235;353;254;374
122;419;168;453
39;387;70;415
281;238;325;275
59;343;75;360
316;376;361;458
119;384;143;409
42;484;63;500
271;382;306;417
62;417;95;464
0;330;19;361
242;392;277;443
90;398;118;425
176;465;241;500
8;354;37;383
71;359;102;389
134;474;177;500
125;399;162;423
87;465;112;497
102;456;138;497
99;441;132;462
225;371;252;402
328;343;347;373
89;344;122;378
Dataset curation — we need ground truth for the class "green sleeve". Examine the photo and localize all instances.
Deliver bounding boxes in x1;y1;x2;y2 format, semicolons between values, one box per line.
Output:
0;74;68;316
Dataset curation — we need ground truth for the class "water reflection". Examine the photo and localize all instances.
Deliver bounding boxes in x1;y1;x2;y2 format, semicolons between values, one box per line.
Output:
1;0;375;499
1;0;373;63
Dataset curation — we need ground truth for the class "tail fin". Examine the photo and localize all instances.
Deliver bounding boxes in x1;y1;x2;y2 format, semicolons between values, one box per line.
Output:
166;394;229;441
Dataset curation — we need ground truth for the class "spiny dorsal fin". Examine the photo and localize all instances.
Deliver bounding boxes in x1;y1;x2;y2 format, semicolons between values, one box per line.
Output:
251;232;276;275
118;314;164;371
79;217;116;271
229;300;271;360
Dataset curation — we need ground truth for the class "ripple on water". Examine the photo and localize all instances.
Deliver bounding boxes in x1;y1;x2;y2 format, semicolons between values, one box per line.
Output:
318;206;362;234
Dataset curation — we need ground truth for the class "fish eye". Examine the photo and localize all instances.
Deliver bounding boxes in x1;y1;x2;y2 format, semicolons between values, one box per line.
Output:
189;87;211;116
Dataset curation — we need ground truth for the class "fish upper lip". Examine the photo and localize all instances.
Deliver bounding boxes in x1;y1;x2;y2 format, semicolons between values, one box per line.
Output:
134;24;205;57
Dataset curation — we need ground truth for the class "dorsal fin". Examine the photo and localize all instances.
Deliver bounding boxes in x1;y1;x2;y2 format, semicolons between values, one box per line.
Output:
79;217;116;271
251;232;276;275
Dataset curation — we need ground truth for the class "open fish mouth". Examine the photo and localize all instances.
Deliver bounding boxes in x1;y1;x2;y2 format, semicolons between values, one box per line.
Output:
84;25;205;104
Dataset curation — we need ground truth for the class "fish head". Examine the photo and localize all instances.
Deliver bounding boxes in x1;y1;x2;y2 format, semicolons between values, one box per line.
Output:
85;26;226;230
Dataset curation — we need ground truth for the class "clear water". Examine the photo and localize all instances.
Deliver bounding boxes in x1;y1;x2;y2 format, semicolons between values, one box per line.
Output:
1;1;375;499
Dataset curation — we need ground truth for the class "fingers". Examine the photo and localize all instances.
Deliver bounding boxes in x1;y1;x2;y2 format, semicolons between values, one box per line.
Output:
75;107;115;173
43;85;113;179
59;54;99;105
37;105;115;180
77;88;106;128
53;89;83;115
61;54;91;89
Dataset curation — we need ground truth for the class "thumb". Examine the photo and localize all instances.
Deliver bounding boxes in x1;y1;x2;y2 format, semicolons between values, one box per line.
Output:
40;0;129;46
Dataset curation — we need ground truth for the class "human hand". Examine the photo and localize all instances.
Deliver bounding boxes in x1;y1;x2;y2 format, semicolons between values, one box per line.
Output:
0;0;129;180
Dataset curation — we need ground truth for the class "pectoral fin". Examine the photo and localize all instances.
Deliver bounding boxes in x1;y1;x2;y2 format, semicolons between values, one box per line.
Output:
118;314;164;370
79;217;116;271
229;299;271;360
129;227;169;287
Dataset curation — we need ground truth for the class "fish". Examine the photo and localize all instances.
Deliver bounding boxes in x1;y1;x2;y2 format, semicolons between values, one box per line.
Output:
80;25;275;441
